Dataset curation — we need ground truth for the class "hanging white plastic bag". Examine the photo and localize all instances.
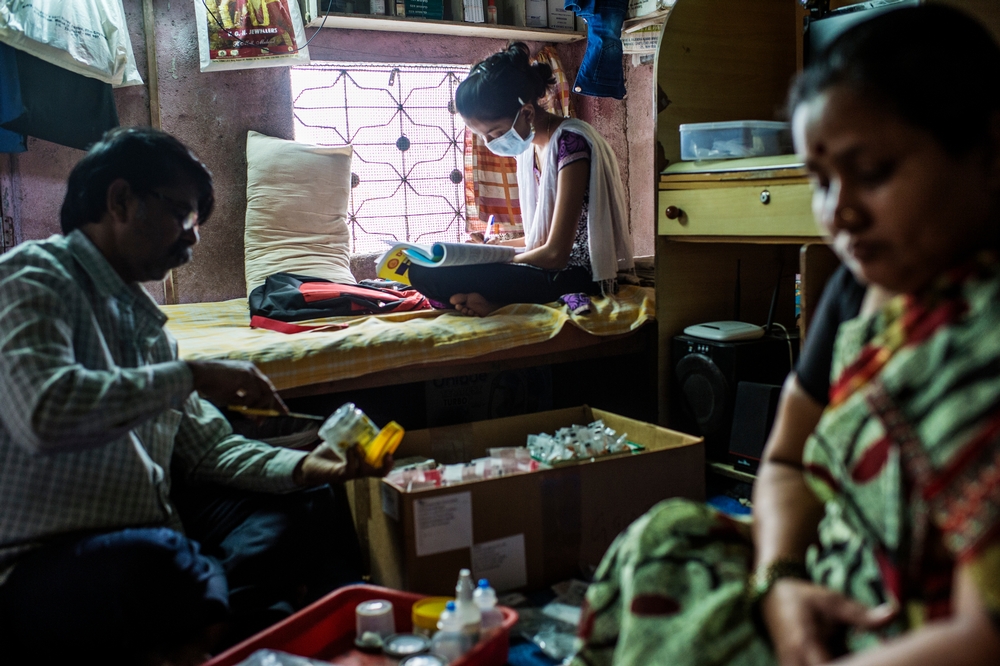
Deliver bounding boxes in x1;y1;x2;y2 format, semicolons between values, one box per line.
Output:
195;0;310;72
0;0;142;87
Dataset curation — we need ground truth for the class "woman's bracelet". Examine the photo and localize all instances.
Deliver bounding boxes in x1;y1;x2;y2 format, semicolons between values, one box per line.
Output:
747;558;809;641
747;558;809;605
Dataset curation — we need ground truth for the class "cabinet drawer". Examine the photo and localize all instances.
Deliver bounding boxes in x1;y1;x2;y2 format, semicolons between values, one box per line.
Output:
658;183;818;237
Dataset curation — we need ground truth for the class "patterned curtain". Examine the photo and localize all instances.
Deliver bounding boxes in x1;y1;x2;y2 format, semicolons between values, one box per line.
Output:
464;46;575;236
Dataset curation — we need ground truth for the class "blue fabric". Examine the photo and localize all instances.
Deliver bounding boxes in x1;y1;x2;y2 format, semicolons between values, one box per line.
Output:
0;527;228;664
0;43;26;153
707;494;753;517
509;639;562;666
172;483;365;646
563;0;628;99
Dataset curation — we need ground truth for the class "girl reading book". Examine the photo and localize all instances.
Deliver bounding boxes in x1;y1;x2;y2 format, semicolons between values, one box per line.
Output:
408;42;634;316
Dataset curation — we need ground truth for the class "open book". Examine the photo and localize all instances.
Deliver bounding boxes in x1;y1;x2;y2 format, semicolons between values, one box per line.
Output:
376;241;517;285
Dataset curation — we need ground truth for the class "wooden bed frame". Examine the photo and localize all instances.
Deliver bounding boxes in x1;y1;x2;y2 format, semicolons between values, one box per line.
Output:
280;323;655;399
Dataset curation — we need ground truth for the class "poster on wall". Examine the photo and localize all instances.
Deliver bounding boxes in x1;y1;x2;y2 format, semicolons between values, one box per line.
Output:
194;0;310;72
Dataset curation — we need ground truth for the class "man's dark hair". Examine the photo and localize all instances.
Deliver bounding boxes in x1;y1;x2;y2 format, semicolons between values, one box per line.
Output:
59;127;215;235
788;5;1000;157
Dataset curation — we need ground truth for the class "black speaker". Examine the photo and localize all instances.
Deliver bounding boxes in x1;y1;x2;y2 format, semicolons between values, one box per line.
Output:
729;381;782;473
671;333;796;462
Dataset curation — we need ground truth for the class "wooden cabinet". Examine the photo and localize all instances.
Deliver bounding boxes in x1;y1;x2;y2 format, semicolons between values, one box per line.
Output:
658;157;815;238
652;0;831;426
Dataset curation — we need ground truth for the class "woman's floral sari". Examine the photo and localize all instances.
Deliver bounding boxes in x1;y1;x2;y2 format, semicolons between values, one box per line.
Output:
572;259;1000;666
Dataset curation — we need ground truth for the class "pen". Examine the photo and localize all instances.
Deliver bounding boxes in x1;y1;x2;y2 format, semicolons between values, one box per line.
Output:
227;405;326;421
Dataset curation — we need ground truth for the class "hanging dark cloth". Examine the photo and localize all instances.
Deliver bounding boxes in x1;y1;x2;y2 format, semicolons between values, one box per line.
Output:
0;47;118;151
0;43;26;153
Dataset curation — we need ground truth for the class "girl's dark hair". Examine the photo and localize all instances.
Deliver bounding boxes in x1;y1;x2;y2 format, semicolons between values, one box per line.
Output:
456;42;556;121
788;4;1000;156
60;126;215;235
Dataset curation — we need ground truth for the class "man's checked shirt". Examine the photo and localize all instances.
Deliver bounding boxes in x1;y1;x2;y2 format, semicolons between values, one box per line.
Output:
0;231;307;580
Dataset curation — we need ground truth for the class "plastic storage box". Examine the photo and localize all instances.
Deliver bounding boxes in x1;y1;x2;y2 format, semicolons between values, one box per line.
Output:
204;585;518;666
679;121;791;160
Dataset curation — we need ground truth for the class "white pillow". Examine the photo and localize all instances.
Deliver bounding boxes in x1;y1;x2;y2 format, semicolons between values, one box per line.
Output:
244;130;356;293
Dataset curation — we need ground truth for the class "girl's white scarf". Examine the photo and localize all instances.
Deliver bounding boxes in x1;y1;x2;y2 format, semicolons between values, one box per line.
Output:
515;118;634;288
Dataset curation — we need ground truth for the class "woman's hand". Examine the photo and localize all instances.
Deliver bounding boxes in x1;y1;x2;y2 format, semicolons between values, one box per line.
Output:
762;579;897;666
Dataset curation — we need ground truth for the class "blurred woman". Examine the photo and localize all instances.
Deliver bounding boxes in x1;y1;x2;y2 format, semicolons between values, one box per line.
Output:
573;6;1000;665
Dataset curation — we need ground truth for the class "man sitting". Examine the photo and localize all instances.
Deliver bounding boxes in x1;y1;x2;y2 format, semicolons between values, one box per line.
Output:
0;127;389;665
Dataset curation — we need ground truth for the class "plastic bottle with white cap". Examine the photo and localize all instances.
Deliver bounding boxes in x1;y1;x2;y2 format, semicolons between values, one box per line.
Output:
473;578;504;635
454;568;482;644
431;600;472;661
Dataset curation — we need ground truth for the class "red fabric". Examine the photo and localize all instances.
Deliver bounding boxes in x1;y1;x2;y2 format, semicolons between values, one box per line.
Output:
299;282;399;303
249;315;347;334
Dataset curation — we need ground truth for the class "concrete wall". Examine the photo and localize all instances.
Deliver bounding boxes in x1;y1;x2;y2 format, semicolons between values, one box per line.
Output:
6;3;656;303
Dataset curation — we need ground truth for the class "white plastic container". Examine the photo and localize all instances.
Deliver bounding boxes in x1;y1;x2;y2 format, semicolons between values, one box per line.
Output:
473;579;505;634
432;601;473;660
679;121;792;161
454;568;482;644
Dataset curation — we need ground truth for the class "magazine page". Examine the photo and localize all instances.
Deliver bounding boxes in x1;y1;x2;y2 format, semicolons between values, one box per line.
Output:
433;243;517;267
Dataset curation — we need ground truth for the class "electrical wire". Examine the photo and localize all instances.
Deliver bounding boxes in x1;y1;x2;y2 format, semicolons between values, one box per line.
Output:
770;322;795;372
200;0;333;55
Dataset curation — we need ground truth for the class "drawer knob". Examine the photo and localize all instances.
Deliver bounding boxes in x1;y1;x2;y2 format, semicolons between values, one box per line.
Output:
760;190;771;205
665;206;683;220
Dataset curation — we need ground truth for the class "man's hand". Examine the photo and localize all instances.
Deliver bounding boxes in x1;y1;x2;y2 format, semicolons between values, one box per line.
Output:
293;441;394;487
187;360;288;413
762;579;897;666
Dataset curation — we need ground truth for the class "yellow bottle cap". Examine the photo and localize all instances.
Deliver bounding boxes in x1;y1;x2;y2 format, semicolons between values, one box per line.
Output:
365;421;405;467
412;596;453;633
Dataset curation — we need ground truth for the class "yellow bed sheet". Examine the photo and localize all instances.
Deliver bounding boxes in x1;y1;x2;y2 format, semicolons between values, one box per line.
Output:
161;286;655;391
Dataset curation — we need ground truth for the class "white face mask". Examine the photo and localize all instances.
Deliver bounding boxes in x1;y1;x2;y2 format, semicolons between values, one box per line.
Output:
485;105;534;157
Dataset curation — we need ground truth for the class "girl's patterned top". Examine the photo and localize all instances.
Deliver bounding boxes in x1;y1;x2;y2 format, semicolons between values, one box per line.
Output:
534;129;592;271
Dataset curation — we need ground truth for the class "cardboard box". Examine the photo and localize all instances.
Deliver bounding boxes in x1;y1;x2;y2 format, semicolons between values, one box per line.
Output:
348;406;704;595
526;0;547;26
546;0;575;31
507;0;545;26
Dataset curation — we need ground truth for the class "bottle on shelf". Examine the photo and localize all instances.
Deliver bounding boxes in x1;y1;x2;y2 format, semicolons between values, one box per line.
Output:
473;578;504;634
486;0;497;24
454;568;482;644
431;600;472;661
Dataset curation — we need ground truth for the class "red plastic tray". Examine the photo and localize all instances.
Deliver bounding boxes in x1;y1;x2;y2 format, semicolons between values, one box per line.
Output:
205;584;518;666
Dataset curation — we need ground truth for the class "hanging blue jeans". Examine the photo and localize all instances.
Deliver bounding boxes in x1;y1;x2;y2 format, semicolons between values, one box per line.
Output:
564;0;629;99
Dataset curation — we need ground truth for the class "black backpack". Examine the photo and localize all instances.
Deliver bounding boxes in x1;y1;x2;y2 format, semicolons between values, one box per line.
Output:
248;273;430;333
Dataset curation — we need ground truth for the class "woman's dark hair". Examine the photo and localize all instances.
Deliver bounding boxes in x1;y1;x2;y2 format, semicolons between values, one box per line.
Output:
456;42;556;121
60;127;214;234
788;5;1000;156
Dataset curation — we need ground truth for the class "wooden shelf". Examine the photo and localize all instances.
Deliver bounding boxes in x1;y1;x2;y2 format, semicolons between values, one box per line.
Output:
305;13;587;42
707;461;757;484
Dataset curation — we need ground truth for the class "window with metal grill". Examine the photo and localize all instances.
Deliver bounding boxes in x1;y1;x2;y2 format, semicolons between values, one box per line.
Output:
291;62;471;254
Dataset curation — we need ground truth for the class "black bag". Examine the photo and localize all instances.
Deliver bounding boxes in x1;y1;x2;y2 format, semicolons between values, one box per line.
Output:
248;273;430;331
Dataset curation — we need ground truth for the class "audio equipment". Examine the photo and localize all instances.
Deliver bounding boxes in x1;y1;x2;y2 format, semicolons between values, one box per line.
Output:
728;381;783;473
671;332;797;462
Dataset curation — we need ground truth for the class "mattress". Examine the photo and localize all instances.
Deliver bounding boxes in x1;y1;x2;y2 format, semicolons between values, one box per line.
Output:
161;286;655;392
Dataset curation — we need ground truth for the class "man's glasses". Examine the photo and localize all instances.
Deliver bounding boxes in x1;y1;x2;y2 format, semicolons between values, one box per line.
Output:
145;191;199;232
